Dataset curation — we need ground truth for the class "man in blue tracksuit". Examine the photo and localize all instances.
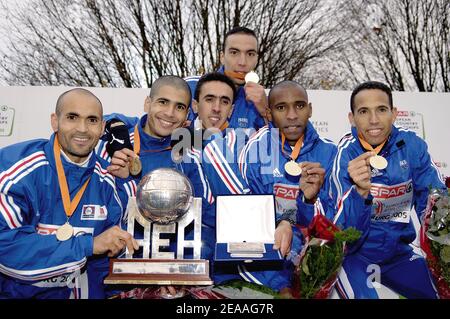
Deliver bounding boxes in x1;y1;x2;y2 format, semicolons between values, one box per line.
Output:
238;81;337;294
98;76;215;265
185;26;267;131
179;72;250;197
101;74;251;289
0;89;137;299
331;81;445;299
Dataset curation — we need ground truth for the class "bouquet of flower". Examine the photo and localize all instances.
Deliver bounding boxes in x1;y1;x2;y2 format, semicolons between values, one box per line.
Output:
420;188;450;299
292;214;361;299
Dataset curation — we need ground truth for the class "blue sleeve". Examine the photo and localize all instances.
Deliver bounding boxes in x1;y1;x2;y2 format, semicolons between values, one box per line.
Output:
250;107;266;131
181;154;214;227
181;155;216;261
330;148;372;251
409;136;446;220
104;113;140;129
239;135;268;195
241;161;267;195
0;181;93;282
185;76;200;122
296;142;337;227
296;197;315;227
202;132;250;196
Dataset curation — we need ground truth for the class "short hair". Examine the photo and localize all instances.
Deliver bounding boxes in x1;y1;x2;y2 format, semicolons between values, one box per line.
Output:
194;72;236;102
55;88;102;116
223;26;258;51
268;80;308;106
350;81;393;113
149;75;191;102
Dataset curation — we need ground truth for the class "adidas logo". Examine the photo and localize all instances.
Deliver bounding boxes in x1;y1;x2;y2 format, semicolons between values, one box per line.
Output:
273;168;283;177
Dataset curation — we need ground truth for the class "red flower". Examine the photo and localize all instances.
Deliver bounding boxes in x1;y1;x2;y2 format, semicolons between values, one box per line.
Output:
307;214;340;241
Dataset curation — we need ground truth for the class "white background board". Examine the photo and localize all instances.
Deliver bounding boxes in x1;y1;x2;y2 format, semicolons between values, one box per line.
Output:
0;86;449;177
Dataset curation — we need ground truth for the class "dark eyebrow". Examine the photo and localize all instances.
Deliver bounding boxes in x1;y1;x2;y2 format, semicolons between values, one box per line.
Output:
228;47;257;54
66;112;79;117
204;94;232;101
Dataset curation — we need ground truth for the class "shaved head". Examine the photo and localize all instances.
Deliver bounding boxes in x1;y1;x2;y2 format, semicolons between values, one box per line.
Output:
149;75;191;101
56;88;103;116
268;80;308;106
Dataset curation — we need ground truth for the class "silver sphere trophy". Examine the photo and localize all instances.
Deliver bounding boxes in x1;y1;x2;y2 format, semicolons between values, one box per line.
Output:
105;168;212;285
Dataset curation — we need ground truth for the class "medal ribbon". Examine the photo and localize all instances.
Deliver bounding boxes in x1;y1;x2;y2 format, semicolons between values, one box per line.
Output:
281;133;304;161
134;125;172;154
224;70;245;81
219;121;229;131
54;136;91;219
357;132;387;155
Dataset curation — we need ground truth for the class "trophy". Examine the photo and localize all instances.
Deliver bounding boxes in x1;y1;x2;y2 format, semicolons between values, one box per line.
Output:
105;168;213;285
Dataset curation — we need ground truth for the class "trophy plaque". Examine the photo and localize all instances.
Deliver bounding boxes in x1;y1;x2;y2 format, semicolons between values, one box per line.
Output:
105;168;213;285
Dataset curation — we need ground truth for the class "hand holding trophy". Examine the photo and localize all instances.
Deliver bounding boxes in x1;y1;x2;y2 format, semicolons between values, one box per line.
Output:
105;168;212;286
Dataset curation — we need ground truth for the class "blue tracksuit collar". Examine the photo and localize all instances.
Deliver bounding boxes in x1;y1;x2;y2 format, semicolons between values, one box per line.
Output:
189;117;230;149
137;115;172;150
217;65;245;94
270;121;319;157
44;134;96;187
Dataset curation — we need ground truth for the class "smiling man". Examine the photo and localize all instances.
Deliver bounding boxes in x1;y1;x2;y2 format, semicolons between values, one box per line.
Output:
0;88;138;299
97;76;215;268
237;80;336;294
331;81;446;299
192;72;235;131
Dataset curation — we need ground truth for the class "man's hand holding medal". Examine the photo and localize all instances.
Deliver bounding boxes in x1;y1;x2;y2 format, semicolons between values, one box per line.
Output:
105;120;142;178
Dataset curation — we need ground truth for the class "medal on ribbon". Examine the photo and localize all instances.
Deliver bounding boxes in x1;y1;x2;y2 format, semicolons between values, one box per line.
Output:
130;125;143;176
54;136;91;241
282;133;304;177
358;133;388;170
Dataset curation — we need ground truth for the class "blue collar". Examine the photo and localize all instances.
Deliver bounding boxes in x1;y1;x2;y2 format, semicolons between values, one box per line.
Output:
44;133;96;184
269;121;319;157
137;115;172;151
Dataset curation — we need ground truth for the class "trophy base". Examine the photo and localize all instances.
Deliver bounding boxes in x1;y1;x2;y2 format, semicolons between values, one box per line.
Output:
104;259;213;286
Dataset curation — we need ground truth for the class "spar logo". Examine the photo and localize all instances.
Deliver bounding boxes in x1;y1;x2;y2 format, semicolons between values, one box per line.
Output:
274;184;299;200
370;181;413;199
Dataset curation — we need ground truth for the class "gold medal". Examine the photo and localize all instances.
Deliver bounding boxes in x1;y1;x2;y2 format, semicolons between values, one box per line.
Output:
54;137;90;243
245;71;260;84
285;160;302;176
369;155;388;170
129;156;142;176
56;222;74;241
